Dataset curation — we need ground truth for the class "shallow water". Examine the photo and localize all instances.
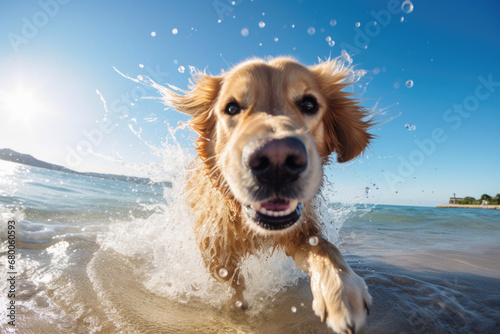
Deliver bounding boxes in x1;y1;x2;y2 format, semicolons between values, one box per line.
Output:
1;159;499;333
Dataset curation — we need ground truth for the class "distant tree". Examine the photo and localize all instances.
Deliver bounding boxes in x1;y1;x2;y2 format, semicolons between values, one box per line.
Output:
495;194;500;199
481;194;492;200
464;196;476;201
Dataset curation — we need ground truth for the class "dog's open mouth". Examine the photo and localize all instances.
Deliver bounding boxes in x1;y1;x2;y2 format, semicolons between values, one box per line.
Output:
244;198;303;231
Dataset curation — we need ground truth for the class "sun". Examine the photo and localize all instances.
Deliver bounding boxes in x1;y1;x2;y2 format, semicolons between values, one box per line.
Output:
0;87;46;126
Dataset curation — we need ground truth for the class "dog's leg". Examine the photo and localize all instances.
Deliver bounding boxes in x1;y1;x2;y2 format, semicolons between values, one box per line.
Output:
203;252;248;310
287;237;371;334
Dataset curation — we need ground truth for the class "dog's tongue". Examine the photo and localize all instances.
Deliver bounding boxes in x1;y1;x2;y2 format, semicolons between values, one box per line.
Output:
261;198;290;211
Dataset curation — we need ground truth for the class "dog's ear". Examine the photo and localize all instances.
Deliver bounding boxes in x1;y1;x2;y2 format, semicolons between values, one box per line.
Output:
154;72;222;170
154;72;222;117
310;59;372;163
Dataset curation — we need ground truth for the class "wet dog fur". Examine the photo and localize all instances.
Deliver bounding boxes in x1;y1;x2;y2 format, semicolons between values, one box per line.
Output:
155;56;373;333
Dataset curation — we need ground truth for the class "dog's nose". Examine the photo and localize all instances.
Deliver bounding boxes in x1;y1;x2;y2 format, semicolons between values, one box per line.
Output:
246;137;308;184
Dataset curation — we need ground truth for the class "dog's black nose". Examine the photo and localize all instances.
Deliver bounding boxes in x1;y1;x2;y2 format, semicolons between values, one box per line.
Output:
246;137;308;184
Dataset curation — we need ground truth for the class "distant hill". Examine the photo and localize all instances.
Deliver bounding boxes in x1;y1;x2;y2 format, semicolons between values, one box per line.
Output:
0;148;171;187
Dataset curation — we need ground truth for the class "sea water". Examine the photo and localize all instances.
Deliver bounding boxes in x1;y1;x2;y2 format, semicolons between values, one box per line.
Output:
1;157;499;333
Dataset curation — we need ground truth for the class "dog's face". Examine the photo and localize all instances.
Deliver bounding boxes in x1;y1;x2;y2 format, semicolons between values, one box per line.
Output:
157;57;371;234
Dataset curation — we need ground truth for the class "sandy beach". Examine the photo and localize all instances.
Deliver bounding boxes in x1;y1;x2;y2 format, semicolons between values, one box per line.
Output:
436;204;500;210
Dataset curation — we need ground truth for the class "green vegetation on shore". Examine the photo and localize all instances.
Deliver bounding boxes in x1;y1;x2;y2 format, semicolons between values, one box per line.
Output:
457;194;500;205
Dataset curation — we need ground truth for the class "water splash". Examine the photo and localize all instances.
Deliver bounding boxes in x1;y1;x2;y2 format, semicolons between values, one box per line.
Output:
405;123;417;131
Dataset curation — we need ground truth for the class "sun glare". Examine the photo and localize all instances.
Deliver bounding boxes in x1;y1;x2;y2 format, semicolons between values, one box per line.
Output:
0;88;46;126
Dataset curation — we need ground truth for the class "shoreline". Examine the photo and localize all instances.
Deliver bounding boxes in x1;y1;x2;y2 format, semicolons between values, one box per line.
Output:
436;204;500;210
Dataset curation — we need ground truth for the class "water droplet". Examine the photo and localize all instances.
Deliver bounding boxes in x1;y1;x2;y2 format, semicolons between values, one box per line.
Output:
328;40;335;47
373;67;380;75
178;66;185;73
139;64;144;68
401;0;414;14
400;16;405;23
172;28;178;35
326;36;331;42
406;79;414;88
300;303;305;307
274;37;279;42
307;26;316;35
218;268;228;278
241;27;249;37
235;300;243;308
404;123;416;131
137;75;143;81
151;31;156;37
355;22;361;28
217;19;222;23
173;59;178;64
261;12;265;16
309;236;319;246
393;82;400;89
291;306;297;313
259;21;265;28
330;19;337;27
291;24;295;28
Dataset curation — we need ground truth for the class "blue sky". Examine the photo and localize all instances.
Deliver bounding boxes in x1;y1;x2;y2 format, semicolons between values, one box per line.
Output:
0;0;499;206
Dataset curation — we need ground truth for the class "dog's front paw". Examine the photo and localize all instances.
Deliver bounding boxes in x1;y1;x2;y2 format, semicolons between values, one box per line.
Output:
310;264;371;334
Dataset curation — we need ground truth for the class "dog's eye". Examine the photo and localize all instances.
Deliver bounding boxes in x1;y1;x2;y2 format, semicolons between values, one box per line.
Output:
297;95;319;115
224;102;241;116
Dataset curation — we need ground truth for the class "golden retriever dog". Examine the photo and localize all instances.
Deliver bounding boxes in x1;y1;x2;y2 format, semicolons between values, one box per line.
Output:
154;56;373;333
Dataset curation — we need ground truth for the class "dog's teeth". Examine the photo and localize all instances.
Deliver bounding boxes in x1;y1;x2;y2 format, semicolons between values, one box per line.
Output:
253;199;302;218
